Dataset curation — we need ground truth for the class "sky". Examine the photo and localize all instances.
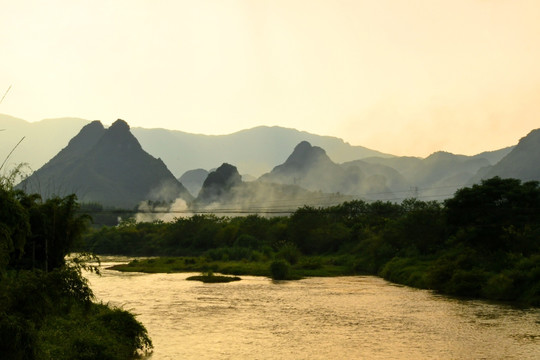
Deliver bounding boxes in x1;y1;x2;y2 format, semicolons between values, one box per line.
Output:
1;0;540;157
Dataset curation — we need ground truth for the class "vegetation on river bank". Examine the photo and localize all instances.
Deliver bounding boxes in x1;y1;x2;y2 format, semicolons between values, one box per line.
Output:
81;177;540;306
109;255;350;280
0;172;152;359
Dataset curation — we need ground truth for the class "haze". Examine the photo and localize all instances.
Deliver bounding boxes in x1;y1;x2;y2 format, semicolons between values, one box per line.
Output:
2;0;539;157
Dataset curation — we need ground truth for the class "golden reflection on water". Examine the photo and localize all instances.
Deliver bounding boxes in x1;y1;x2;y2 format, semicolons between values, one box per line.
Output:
85;259;540;360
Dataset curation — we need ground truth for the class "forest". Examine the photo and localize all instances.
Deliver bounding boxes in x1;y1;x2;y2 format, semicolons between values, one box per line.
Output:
0;171;152;360
81;177;540;306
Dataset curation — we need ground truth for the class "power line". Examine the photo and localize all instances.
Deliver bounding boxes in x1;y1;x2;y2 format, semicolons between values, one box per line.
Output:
0;85;11;105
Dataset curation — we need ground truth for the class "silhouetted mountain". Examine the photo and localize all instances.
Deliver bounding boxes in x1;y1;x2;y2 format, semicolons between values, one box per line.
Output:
18;119;192;208
259;141;394;199
196;163;242;203
471;128;540;183
3;114;534;203
1;116;392;177
179;169;209;198
193;161;352;211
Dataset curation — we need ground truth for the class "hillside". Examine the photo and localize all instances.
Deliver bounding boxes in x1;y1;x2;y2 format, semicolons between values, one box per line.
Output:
470;128;540;183
18;119;192;208
259;141;394;199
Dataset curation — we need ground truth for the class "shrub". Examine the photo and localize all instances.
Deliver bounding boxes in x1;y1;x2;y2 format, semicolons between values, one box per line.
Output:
270;260;290;280
482;273;514;300
277;243;300;265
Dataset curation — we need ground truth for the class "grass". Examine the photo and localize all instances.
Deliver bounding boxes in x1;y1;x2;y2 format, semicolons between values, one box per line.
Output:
108;255;354;279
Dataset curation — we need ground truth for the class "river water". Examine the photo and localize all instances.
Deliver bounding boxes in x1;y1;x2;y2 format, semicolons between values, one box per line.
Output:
84;258;540;359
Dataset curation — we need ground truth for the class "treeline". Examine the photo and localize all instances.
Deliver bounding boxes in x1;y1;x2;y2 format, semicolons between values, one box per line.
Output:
80;177;540;306
0;176;152;359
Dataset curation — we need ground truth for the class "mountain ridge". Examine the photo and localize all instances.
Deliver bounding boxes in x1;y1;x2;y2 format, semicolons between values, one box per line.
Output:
18;119;192;208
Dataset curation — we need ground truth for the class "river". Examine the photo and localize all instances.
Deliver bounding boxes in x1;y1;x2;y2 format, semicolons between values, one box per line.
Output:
84;258;540;359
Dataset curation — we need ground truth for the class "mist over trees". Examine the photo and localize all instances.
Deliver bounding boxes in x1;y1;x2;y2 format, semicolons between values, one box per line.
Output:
81;177;540;306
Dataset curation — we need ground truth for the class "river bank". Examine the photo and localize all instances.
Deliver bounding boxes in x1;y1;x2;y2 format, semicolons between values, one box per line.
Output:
85;262;540;360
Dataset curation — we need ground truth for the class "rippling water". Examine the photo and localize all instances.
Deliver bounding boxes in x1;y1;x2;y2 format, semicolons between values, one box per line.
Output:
84;258;540;359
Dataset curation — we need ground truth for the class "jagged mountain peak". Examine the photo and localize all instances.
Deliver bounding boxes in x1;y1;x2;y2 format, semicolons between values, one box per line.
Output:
196;163;242;203
19;119;192;208
95;119;142;153
285;141;330;166
109;119;130;131
65;120;105;150
202;163;242;190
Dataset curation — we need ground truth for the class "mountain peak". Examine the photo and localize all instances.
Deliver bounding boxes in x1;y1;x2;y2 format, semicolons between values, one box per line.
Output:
196;163;242;202
286;141;329;166
50;120;106;162
109;119;130;131
19;119;192;208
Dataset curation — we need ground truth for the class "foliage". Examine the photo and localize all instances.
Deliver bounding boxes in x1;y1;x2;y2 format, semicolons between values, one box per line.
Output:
80;177;540;306
0;173;152;358
270;260;291;280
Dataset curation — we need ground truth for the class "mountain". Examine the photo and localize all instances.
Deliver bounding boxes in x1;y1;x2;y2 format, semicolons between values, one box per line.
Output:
470;146;514;165
196;163;242;204
259;141;394;199
128;125;392;177
194;161;352;211
178;168;209;198
18;119;192;208
1;116;391;178
360;152;499;200
470;128;540;183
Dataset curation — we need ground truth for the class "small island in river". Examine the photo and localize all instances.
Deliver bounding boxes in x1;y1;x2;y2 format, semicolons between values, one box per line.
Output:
186;271;241;283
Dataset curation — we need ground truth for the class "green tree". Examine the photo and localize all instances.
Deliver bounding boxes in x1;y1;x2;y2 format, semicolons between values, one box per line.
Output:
445;177;540;253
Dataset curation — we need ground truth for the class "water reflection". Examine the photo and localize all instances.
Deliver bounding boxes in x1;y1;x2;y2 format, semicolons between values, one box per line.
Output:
85;259;540;360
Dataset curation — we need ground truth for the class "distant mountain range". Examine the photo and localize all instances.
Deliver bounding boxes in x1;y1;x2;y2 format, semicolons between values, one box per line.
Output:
1;114;390;178
3;114;538;209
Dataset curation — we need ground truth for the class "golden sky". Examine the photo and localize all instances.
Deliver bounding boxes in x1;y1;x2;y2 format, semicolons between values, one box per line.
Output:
1;0;539;157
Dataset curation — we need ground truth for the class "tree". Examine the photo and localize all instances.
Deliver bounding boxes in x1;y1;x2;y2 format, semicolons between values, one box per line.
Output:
445;177;540;253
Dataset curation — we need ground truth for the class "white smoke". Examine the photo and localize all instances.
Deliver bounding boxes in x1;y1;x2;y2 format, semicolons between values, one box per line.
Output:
135;197;192;223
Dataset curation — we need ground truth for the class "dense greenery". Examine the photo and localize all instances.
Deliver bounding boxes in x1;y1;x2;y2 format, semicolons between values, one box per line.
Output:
0;174;152;359
82;177;540;306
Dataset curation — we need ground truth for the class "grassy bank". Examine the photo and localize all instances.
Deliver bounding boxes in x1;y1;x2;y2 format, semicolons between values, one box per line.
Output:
109;255;354;279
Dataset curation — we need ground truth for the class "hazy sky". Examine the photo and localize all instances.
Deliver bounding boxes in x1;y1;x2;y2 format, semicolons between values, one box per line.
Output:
2;0;539;157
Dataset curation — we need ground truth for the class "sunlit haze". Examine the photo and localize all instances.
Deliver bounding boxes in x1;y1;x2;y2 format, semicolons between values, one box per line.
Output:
2;0;539;157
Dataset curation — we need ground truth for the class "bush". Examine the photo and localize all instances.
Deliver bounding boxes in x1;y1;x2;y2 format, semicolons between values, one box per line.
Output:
482;273;514;300
277;243;300;265
270;260;290;280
